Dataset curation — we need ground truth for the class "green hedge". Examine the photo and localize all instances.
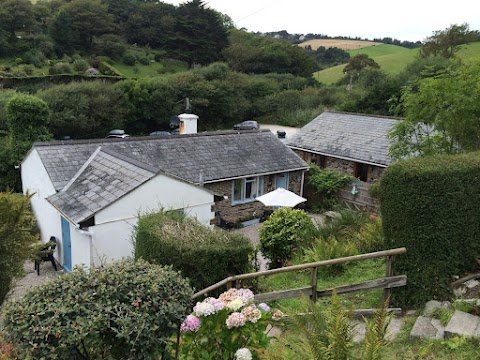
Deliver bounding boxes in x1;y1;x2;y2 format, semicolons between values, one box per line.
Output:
135;211;255;294
380;152;480;307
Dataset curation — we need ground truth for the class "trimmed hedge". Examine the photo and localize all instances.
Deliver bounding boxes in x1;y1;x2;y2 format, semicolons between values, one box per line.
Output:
2;259;192;359
135;211;255;293
380;152;480;307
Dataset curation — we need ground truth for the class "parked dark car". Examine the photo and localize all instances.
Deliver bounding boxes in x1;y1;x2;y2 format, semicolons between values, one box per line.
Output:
233;121;259;130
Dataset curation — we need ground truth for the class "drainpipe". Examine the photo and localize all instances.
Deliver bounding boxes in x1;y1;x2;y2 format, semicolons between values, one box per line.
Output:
300;170;305;197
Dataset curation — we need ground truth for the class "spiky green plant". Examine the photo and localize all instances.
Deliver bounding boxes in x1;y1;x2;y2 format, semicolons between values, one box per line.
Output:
361;304;392;360
285;293;354;360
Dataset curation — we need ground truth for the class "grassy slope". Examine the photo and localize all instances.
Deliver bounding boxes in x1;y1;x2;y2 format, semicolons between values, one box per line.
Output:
314;42;480;85
314;44;418;84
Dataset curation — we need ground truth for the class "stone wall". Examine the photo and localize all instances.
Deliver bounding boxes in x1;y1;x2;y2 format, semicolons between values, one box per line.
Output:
294;149;385;183
205;170;304;226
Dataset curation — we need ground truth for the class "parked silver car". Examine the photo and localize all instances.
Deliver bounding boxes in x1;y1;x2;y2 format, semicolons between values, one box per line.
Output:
233;120;259;130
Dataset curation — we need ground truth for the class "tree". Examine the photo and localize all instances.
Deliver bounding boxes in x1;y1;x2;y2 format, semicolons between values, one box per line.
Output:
389;63;480;159
7;94;50;144
0;192;40;305
124;2;176;48
420;23;479;58
49;10;77;55
37;81;127;138
175;0;229;66
56;0;115;52
343;54;380;73
223;29;316;77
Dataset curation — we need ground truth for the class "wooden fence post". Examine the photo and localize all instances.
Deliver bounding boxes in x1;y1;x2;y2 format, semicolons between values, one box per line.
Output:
310;267;318;302
384;255;395;306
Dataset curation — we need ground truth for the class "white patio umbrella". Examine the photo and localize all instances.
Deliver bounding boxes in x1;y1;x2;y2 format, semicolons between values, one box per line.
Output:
255;187;307;208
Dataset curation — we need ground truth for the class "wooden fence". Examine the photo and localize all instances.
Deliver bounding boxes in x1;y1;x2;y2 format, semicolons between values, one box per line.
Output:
193;248;407;307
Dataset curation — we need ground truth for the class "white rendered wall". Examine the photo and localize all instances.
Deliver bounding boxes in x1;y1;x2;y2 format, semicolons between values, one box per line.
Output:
92;174;214;266
70;226;92;269
21;149;63;262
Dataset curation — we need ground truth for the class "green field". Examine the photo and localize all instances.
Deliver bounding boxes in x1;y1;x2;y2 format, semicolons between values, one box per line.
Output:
314;44;418;84
314;42;480;84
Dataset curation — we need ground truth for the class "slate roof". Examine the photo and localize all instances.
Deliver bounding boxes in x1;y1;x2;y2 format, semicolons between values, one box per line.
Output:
47;148;156;223
286;112;398;167
31;130;308;223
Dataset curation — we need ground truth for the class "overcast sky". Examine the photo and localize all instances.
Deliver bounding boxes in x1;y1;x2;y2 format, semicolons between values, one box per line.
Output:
163;0;480;41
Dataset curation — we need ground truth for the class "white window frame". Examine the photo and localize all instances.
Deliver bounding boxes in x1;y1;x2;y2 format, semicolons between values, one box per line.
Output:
231;176;264;205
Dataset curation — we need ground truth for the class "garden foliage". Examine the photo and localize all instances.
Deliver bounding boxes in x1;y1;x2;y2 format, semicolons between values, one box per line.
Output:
0;192;39;305
135;211;255;293
2;259;193;360
259;207;317;268
263;293;391;360
179;288;282;359
307;164;355;210
380;152;480;307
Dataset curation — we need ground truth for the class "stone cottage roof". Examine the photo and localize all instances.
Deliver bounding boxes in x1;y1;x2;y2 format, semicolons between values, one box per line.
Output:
286;112;399;167
30;130;308;223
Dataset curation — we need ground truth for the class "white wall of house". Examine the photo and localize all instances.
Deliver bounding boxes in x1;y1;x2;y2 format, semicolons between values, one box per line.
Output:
21;149;63;262
22;153;215;270
88;173;215;267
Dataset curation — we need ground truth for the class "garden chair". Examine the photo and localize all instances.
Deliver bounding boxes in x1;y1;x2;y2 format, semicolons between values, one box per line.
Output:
34;236;58;276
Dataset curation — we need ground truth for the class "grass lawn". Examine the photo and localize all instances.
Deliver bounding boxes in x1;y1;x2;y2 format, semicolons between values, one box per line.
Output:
257;258;386;313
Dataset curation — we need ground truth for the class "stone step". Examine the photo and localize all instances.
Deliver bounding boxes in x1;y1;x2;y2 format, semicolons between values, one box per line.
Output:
351;317;404;343
444;310;480;338
410;316;445;339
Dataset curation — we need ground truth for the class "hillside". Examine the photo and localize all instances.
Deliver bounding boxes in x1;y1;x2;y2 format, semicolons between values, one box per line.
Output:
314;41;480;84
299;39;381;50
314;44;416;84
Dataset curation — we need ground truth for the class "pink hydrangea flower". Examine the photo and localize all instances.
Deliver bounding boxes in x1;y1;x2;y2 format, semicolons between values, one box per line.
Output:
241;305;262;323
258;303;270;312
237;289;255;305
204;297;225;311
226;312;246;328
219;288;239;303
180;315;201;333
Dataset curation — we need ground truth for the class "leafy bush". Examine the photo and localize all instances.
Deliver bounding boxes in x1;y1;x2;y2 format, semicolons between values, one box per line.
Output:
354;217;384;253
180;288;282;359
380;152;480;307
123;52;137;66
302;236;359;275
72;58;90;72
260;208;318;268
135;211;255;293
317;209;370;241
2;259;192;360
48;62;73;75
0;192;39;305
21;65;34;76
307;164;356;210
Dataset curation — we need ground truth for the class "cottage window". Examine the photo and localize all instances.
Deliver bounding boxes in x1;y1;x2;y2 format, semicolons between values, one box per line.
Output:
232;176;263;204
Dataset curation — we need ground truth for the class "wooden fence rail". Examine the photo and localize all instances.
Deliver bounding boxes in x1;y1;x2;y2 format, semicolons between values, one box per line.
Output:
193;248;407;307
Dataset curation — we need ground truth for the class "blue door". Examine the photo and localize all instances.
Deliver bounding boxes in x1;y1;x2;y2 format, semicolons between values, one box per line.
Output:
61;217;72;272
275;173;288;190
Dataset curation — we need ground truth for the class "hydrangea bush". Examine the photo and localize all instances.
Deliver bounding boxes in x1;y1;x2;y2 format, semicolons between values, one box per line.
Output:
179;288;283;360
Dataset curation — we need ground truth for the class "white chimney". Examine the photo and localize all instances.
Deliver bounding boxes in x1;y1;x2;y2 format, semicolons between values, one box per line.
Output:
178;113;198;135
